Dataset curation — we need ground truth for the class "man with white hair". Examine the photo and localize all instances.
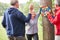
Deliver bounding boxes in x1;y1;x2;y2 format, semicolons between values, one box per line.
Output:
2;0;31;40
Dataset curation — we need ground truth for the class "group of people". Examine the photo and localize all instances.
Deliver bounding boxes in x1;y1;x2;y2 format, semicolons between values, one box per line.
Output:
2;0;60;40
2;0;40;40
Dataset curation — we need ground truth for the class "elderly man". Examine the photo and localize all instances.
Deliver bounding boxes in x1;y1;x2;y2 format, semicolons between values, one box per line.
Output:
2;0;31;40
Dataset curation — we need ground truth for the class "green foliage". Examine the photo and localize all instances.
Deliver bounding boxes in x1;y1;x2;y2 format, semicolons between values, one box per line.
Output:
19;2;39;15
0;0;55;16
52;0;54;7
0;16;8;40
0;0;55;40
0;2;10;16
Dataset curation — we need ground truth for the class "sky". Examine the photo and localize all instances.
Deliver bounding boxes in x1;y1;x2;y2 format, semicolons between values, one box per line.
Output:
0;0;39;4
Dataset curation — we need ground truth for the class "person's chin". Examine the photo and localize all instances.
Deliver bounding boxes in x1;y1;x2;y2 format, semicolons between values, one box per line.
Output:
17;7;19;8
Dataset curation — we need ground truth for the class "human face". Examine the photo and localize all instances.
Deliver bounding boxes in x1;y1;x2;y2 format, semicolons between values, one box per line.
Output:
29;4;34;11
15;2;19;8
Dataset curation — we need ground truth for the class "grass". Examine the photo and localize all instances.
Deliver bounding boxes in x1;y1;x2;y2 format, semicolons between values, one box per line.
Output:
0;16;8;40
0;16;43;40
38;16;43;40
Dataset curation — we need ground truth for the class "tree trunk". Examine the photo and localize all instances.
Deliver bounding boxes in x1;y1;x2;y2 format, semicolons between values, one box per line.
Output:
40;0;55;40
42;16;54;40
40;0;52;8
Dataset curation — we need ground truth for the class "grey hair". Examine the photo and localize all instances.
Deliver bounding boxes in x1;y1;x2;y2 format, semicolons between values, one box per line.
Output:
55;0;60;6
10;0;18;6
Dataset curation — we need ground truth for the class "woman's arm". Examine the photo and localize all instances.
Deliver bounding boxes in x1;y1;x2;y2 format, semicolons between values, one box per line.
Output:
36;8;42;18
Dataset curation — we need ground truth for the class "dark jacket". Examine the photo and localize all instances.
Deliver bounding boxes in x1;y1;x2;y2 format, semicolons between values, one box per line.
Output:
2;7;31;37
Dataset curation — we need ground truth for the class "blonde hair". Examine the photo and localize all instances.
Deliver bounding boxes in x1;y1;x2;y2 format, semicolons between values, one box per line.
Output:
29;3;34;8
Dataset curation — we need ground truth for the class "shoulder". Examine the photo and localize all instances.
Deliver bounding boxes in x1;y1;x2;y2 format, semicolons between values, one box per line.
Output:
12;8;23;14
56;10;60;15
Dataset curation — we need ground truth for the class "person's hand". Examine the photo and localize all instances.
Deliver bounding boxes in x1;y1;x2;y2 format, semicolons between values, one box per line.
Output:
41;12;51;17
46;12;52;18
29;10;32;14
41;13;44;16
46;12;50;15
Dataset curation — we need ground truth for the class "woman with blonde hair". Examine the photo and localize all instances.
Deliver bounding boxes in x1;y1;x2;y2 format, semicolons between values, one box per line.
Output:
26;3;41;40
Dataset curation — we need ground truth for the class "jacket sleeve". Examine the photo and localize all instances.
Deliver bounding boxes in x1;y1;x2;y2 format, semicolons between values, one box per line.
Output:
36;8;42;18
47;11;60;24
53;10;60;24
2;13;6;28
15;10;31;23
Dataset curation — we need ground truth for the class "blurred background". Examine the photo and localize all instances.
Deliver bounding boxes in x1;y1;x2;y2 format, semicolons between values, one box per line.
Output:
0;0;54;40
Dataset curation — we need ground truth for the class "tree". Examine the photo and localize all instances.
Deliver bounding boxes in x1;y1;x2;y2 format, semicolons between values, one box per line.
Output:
40;0;55;40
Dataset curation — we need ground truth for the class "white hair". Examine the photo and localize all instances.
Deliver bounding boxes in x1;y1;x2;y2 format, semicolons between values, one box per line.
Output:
55;0;60;5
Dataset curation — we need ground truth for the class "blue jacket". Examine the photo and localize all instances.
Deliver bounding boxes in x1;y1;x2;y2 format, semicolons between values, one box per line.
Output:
2;7;31;37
